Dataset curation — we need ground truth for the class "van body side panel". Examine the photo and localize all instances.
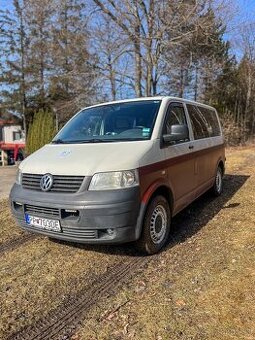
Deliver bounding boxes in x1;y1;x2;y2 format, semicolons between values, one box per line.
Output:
139;142;225;216
163;142;196;214
138;140;167;200
192;137;225;195
139;133;196;216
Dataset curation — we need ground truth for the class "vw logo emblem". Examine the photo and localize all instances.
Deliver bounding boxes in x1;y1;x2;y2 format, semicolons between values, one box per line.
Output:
40;174;54;192
59;150;71;158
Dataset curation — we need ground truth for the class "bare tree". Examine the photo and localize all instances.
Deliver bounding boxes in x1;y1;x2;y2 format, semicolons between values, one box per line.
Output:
91;0;229;98
239;24;255;125
49;0;97;122
90;17;133;100
0;0;30;134
26;0;53;107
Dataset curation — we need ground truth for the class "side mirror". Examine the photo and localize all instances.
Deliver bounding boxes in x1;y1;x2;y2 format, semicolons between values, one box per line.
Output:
163;124;189;144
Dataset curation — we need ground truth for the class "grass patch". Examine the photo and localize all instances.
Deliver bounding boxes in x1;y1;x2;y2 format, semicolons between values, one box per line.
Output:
0;199;24;245
75;148;255;339
0;147;254;339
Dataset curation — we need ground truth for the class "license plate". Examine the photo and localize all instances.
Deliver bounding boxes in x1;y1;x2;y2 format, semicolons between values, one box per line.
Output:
25;214;61;232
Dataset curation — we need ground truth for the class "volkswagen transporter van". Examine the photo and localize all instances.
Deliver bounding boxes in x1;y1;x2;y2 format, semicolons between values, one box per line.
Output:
10;97;225;254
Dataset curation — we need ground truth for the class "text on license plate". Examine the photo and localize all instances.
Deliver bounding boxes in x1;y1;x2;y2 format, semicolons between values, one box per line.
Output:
25;214;61;232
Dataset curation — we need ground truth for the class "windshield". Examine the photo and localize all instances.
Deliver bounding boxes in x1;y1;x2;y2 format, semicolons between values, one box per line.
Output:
52;100;161;143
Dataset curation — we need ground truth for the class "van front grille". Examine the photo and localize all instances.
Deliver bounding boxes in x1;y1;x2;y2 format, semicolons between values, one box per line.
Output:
22;174;84;193
25;204;60;218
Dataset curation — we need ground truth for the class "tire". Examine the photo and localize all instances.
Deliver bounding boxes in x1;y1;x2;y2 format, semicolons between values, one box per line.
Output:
211;166;223;196
136;195;171;255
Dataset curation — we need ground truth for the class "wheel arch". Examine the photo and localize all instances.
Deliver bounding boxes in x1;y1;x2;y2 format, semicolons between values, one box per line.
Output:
147;185;174;214
135;182;174;240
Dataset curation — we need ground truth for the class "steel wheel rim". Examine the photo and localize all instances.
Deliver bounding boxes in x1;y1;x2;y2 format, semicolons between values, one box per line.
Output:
150;204;167;244
216;169;222;193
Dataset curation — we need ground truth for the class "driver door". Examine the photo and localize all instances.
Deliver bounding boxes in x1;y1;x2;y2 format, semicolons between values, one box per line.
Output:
163;102;196;215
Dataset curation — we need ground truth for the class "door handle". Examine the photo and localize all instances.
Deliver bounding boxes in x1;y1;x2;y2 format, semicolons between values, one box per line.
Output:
189;145;194;150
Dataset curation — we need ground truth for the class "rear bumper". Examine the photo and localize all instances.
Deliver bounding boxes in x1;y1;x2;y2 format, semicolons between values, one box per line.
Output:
10;184;141;244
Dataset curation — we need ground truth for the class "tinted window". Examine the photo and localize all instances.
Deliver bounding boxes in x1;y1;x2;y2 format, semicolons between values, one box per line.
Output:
199;107;221;137
52;100;161;143
187;104;221;139
163;104;188;135
186;104;209;140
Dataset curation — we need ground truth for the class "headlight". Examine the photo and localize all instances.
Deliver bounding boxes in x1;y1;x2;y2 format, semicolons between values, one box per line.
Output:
89;170;139;191
15;169;22;185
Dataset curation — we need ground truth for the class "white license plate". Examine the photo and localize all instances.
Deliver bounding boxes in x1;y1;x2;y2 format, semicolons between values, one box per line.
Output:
25;214;61;232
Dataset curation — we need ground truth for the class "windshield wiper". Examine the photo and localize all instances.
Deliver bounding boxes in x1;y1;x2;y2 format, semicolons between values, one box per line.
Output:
70;138;146;143
51;139;116;144
52;138;146;144
52;139;65;144
85;139;116;143
109;138;146;141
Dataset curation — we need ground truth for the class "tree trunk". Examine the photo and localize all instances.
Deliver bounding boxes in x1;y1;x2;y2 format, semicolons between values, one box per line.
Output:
19;1;27;137
179;66;184;98
194;63;199;101
108;56;116;100
134;34;142;97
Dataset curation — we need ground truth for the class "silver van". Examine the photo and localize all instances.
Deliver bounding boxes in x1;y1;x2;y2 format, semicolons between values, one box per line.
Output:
10;97;225;254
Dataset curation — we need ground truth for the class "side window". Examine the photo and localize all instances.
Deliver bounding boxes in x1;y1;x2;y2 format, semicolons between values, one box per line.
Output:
186;104;209;140
163;104;188;135
199;107;221;137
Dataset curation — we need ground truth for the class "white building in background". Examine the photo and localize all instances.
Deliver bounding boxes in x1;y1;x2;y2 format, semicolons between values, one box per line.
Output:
0;125;25;143
0;120;25;166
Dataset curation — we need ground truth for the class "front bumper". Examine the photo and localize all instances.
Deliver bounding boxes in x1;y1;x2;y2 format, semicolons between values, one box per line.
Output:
10;184;141;244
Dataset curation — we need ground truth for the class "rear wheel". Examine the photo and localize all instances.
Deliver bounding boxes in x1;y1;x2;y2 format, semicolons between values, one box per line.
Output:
212;166;223;196
136;195;171;255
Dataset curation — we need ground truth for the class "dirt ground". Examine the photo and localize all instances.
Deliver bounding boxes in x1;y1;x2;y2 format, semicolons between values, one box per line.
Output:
0;166;17;199
0;147;254;340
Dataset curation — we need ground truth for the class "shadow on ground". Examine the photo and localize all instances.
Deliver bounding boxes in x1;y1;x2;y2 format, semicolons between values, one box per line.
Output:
169;174;249;245
51;174;249;256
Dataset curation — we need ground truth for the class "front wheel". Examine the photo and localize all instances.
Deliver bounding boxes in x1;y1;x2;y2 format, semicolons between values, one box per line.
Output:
136;195;171;255
211;166;223;196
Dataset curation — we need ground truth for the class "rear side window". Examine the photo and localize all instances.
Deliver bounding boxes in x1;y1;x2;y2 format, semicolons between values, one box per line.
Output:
186;104;221;140
186;104;209;139
199;107;221;137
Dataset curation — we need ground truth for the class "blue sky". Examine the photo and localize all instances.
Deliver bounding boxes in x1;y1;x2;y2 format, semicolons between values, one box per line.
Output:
1;0;254;32
0;0;254;60
236;0;255;20
229;0;255;30
0;0;10;10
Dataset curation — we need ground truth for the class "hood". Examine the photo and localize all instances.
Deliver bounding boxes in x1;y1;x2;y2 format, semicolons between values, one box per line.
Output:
20;141;154;176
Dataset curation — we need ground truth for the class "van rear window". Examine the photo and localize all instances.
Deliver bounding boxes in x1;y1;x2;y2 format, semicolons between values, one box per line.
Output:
186;104;221;140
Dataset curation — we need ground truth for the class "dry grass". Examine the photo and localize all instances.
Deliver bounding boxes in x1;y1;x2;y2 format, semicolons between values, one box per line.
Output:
0;200;24;245
0;147;254;339
75;148;255;339
0;227;133;338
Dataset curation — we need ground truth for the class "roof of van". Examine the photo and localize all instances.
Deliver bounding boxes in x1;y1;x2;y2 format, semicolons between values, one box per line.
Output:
82;96;216;111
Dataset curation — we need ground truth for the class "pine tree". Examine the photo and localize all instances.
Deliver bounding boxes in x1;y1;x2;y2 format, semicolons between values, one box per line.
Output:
26;110;55;154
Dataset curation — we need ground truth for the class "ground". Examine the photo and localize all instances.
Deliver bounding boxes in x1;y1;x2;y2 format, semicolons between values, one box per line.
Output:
0;147;254;340
0;165;17;199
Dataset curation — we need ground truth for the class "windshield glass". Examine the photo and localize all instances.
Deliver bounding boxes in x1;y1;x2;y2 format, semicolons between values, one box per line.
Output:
52;100;161;143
